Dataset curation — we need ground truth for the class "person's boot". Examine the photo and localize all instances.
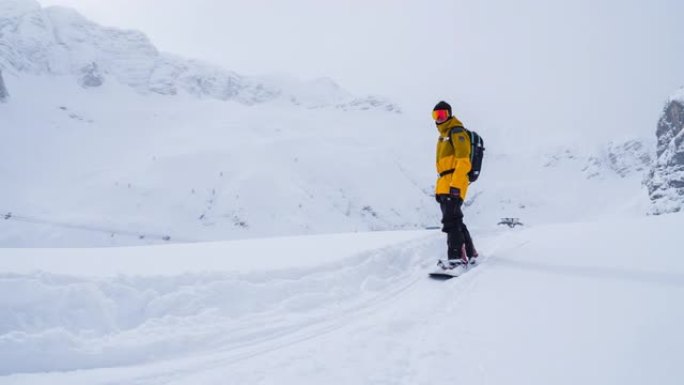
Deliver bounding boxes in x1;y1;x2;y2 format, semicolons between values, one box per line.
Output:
468;244;479;265
461;226;478;264
440;244;469;272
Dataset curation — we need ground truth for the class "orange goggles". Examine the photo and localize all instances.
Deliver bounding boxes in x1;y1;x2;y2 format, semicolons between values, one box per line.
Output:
432;109;449;121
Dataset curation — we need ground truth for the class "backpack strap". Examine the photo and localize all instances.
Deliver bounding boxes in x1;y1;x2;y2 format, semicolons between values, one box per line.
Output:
447;126;465;147
467;130;475;164
448;126;466;137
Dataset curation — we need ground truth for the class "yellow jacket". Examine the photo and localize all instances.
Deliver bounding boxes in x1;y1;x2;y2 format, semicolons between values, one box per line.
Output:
435;116;471;200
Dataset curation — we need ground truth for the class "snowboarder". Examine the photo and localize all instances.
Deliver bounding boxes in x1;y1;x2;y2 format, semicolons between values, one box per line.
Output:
432;101;478;273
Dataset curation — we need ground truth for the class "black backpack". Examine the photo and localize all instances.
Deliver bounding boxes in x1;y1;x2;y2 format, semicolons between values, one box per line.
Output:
450;127;485;182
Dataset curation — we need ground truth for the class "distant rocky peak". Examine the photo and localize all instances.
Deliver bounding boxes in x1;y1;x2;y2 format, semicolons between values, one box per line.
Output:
656;95;684;158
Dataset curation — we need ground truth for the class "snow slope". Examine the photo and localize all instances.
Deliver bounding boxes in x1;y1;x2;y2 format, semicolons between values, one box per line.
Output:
1;213;683;384
0;74;434;247
0;72;654;247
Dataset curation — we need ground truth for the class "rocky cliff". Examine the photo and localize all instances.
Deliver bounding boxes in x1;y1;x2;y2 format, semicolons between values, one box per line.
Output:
0;70;7;102
647;88;684;214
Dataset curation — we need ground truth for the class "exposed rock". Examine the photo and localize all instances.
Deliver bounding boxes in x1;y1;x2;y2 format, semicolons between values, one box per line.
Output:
337;96;402;113
605;140;652;177
545;141;651;180
0;69;8;102
79;62;104;88
647;90;684;214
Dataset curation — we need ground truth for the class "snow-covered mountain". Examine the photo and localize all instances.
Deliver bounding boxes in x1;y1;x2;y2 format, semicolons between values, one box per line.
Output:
647;88;684;214
0;75;656;247
0;71;654;247
0;0;398;111
0;72;429;247
0;0;661;247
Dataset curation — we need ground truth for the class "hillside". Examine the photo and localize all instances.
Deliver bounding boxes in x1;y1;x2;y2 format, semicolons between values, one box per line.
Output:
0;73;654;246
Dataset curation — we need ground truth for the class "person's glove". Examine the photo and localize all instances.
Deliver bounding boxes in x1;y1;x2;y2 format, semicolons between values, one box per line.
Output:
449;187;461;199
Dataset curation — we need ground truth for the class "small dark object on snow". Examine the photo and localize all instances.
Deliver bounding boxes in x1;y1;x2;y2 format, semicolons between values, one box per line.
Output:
498;218;523;228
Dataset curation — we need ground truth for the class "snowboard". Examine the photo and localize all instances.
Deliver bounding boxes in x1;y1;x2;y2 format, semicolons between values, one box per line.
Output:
429;258;480;279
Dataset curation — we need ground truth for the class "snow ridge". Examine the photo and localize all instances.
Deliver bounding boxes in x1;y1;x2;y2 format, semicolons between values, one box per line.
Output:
0;0;399;111
0;237;429;375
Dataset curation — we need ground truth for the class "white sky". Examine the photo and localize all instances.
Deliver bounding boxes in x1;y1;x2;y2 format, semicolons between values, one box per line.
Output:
38;0;684;141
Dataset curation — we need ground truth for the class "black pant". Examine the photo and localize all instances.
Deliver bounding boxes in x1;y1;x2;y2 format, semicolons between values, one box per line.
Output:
438;196;476;260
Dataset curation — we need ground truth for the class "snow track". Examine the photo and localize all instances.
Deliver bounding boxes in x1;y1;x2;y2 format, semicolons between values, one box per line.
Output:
2;215;684;385
0;234;439;376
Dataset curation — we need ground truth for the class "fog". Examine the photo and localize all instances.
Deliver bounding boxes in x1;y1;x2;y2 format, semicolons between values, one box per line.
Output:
39;0;684;142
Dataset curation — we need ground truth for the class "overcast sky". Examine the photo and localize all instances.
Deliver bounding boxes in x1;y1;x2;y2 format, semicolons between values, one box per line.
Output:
38;0;684;142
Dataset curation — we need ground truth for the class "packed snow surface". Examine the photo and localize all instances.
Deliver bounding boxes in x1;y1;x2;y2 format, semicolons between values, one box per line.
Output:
1;213;682;384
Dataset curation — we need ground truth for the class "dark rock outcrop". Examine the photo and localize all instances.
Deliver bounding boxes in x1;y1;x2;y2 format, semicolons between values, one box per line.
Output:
647;90;684;214
0;70;8;102
79;63;104;88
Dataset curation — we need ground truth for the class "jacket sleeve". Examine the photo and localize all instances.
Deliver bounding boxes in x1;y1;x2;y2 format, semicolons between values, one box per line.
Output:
449;130;472;199
450;158;471;198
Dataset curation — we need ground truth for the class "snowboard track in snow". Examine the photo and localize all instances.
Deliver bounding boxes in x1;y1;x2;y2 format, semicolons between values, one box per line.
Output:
0;236;440;376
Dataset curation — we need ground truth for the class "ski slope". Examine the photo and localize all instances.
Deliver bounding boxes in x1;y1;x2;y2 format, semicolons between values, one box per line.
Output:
1;213;682;385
